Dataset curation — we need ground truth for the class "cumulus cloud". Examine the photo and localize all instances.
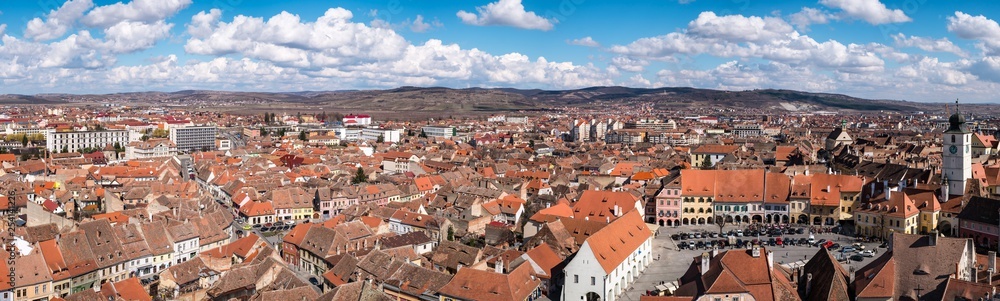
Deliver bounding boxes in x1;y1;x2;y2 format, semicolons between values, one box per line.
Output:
82;0;191;28
789;7;837;30
947;12;1000;55
610;56;648;72
457;0;555;31
892;34;967;57
24;0;94;41
819;0;911;25
610;12;883;74
103;20;173;53
567;37;600;47
410;15;441;33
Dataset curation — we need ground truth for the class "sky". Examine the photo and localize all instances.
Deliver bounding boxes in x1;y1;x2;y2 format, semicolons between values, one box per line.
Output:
2;0;1000;102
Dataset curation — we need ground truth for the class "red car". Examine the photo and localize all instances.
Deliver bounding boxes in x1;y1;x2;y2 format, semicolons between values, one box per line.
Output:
775;237;783;246
823;241;834;249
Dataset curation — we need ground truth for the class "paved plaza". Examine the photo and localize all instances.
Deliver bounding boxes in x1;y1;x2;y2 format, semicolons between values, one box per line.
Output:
621;223;883;300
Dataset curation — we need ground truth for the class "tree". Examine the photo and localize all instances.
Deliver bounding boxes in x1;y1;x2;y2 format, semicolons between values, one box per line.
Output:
715;215;728;236
352;167;367;184
20;153;29;161
298;131;308;141
61;146;69;154
376;134;384;143
0;147;7;154
528;140;535;148
419;130;427;138
113;142;122;153
259;127;268;137
21;135;28;146
151;129;169;138
700;158;714;169
468;138;477;148
140;135;150;141
447;226;455;241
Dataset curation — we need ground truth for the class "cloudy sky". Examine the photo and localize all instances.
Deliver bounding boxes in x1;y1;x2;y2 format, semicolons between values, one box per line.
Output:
1;0;1000;102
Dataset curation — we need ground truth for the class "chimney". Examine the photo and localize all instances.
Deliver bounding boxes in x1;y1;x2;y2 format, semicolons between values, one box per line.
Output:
990;251;997;284
700;252;710;275
766;250;774;270
613;204;620;216
711;247;719;258
929;230;938;246
606;216;610;223
751;245;761;258
805;273;813;296
495;257;504;274
885;184;891;200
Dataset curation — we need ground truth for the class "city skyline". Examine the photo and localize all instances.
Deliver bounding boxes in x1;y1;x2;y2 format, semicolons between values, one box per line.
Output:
3;0;1000;102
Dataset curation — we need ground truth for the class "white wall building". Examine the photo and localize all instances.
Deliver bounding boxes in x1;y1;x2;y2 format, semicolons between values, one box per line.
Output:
125;139;177;160
169;126;218;152
563;211;652;301
422;126;456;138
361;128;401;143
46;130;128;152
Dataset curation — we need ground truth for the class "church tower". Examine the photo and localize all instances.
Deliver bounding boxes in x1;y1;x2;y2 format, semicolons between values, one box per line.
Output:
942;102;972;196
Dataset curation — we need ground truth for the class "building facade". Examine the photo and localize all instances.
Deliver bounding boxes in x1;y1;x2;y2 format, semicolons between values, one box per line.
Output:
46;130;128;153
169;126;218;152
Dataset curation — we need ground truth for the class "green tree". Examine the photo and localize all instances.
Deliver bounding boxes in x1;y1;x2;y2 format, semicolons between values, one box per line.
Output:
0;147;7;154
352;167;367;184
298;131;308;141
140;135;150;141
20;153;29;161
113;142;122;152
21;135;28;146
376;134;384;143
260;127;268;137
61;146;69;154
419;130;427;138
528;140;535;148
447;226;455;241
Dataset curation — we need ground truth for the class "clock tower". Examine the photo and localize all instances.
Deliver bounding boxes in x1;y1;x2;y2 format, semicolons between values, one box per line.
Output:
942;104;971;196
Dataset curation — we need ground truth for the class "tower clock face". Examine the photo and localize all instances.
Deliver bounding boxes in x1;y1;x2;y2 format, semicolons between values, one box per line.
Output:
950;145;958;154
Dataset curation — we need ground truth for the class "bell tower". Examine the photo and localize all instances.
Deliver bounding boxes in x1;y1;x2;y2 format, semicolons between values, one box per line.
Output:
942;100;972;196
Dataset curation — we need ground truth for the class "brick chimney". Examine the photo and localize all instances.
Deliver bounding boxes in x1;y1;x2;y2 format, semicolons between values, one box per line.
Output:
700;252;710;275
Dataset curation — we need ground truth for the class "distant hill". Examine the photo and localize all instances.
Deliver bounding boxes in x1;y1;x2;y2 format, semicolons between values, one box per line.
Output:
2;86;965;113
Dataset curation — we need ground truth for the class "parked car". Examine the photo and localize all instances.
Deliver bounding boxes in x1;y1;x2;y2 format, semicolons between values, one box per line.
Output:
767;238;776;246
284;220;296;226
841;246;856;253
264;222;273;228
853;243;866;250
796;228;806;234
830;243;841;250
678;242;689;249
735;230;744;237
709;232;718;238
776;237;783;246
822;241;834;249
671;234;681;240
695;241;706;249
798;238;809;245
851;254;865;261
860;250;875;257
815;239;827;246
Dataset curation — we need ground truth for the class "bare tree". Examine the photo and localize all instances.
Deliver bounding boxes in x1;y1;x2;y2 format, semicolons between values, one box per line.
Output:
715;215;728;236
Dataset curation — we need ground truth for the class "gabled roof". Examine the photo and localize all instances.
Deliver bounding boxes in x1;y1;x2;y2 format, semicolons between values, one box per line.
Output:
583;210;650;274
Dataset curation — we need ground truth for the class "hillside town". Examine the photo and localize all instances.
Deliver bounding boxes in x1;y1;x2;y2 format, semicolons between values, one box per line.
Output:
3;104;1000;301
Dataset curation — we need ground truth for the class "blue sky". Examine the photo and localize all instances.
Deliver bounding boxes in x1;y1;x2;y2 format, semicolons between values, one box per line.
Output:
2;0;1000;102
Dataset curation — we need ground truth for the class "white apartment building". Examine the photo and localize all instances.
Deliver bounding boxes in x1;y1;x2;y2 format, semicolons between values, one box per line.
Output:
169;126;218;152
361;128;401;143
331;127;362;141
46;130;128;152
125;139;177;160
421;126;456;138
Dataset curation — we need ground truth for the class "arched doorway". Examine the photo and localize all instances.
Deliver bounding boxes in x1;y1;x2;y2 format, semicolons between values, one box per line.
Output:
725;215;734;223
707;216;714;224
825;217;835;226
798;214;809;224
752;215;763;223
938;221;952;236
659;219;665;227
813;216;822;225
698;217;705;224
682;218;689;225
585;292;601;301
742;216;750;223
781;215;789;224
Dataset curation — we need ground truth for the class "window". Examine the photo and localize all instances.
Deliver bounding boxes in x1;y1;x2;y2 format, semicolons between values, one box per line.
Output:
574;275;579;283
591;277;596;285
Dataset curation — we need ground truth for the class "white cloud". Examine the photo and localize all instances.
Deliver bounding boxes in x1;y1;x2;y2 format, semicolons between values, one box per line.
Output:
819;0;911;25
610;56;648;72
947;12;1000;55
892;34;967;57
0;24;5;37
626;74;652;87
789;7;837;30
687;12;794;43
457;0;555;31
103;20;173;53
410;15;441;33
567;37;600;47
610;12;884;74
187;9;221;39
24;0;94;41
82;0;191;28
